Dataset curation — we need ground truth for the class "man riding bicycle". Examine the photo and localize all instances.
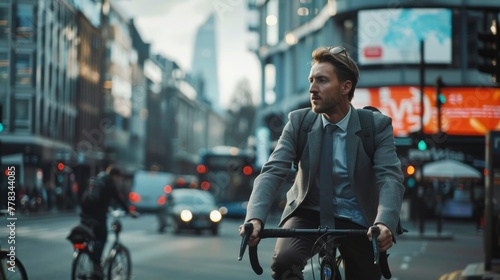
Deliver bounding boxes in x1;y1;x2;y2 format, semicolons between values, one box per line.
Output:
239;46;405;279
80;164;138;279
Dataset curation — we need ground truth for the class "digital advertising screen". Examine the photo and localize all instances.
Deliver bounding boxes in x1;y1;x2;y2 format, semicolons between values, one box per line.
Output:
352;86;500;137
357;8;452;65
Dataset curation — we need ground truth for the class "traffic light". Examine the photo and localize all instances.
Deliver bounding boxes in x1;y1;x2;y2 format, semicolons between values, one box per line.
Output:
0;104;3;133
57;162;65;171
435;76;445;109
417;140;427;151
477;19;500;83
406;165;415;176
435;76;445;133
404;164;416;188
242;165;253;176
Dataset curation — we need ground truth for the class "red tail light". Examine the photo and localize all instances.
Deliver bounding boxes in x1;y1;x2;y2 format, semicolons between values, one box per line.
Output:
164;185;173;194
74;243;86;250
196;164;208;174
243;165;253;176
157;195;167;205
201;181;210;191
129;192;141;203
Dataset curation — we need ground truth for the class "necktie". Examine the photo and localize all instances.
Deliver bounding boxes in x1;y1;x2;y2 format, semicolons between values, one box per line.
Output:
319;124;336;228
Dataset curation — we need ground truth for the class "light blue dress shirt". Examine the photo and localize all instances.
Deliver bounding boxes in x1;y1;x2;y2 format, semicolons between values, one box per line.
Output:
321;108;369;227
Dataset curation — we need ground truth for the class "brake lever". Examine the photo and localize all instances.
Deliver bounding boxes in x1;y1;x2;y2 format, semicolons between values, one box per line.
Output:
370;225;380;265
238;222;264;275
238;222;253;261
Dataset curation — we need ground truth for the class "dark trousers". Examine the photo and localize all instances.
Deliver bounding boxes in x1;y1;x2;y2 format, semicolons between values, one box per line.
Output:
93;220;108;265
271;209;382;280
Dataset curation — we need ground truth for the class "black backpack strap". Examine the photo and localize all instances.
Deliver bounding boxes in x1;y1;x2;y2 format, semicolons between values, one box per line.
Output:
358;107;408;236
357;108;376;162
294;109;318;169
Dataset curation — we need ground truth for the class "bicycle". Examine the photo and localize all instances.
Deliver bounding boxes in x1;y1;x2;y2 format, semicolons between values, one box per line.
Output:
238;222;392;280
67;209;133;280
0;209;28;280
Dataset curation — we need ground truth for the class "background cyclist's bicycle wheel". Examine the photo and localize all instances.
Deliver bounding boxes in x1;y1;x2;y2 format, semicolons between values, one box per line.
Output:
107;246;131;280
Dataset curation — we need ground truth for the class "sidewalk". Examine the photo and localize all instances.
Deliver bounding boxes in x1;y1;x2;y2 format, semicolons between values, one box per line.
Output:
440;263;500;280
400;218;500;280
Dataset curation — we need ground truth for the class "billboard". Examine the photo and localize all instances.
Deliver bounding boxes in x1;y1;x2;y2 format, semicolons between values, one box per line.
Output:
352;86;500;137
358;8;452;65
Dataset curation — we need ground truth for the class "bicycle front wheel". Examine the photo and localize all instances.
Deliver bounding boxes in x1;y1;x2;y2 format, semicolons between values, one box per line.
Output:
0;250;28;280
71;250;95;280
107;245;131;280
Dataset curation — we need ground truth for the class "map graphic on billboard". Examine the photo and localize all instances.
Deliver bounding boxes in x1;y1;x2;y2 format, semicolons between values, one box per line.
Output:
358;8;452;65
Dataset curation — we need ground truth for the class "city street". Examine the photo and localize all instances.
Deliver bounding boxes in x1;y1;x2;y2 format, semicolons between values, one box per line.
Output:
0;210;485;280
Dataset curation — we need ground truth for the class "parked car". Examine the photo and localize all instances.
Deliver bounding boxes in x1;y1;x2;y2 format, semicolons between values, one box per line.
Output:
128;170;175;232
167;188;222;235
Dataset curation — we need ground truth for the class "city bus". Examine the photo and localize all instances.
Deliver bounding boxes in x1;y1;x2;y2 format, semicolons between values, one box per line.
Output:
196;146;256;218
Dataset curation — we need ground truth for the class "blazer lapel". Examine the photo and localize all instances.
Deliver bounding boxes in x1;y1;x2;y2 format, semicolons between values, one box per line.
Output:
308;115;323;181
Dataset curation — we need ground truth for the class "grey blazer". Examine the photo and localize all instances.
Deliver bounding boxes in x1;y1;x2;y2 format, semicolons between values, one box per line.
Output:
245;105;405;236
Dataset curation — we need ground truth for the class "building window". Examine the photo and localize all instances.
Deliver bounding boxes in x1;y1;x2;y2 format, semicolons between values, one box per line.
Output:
0;7;9;40
14;98;29;121
15;4;33;40
0;53;8;89
15;53;32;86
0;53;7;110
14;97;31;131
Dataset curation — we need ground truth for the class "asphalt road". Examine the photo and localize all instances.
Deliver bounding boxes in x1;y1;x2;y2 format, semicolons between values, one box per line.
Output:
0;210;485;280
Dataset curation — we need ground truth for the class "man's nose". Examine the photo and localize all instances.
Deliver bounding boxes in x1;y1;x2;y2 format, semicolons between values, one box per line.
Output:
309;82;318;94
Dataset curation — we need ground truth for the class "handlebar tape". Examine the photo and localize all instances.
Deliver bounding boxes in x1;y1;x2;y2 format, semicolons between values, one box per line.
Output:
380;252;392;279
249;245;263;275
370;226;380;265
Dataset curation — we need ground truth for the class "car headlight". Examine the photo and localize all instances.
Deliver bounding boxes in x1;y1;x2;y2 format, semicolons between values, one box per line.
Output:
180;210;193;222
210;210;222;223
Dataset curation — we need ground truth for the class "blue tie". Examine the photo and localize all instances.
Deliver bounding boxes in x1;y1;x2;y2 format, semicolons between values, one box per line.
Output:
320;124;336;228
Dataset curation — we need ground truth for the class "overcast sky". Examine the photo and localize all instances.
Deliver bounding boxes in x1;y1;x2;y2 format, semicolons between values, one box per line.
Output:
112;0;261;108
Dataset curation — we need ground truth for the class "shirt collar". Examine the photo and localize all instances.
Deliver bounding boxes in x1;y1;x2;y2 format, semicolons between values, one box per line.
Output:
322;106;351;132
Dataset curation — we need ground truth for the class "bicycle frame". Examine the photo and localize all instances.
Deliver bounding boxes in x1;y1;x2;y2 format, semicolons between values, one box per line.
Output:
102;210;132;280
316;235;342;280
69;209;131;280
238;223;391;279
101;217;123;268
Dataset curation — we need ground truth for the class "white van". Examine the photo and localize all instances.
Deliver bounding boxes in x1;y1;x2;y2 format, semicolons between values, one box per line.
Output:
129;170;175;213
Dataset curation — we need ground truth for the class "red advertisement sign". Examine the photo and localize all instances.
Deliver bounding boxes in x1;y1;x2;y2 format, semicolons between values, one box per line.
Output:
352;86;500;136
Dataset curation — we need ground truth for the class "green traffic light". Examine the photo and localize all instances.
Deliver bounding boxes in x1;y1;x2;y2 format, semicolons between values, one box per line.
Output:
0;123;3;133
407;177;416;188
438;94;446;104
418;140;427;151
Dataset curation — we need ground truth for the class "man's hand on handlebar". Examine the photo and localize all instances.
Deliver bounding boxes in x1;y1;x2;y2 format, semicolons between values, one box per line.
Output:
368;223;393;252
239;219;262;247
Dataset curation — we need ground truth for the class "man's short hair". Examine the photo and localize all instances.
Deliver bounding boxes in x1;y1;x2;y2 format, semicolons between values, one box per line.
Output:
106;164;122;177
311;46;360;101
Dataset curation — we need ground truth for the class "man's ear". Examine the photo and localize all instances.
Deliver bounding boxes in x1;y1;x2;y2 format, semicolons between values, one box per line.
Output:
342;80;352;95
